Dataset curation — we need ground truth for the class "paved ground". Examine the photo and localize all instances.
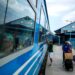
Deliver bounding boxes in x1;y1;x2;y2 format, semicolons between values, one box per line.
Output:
45;45;75;75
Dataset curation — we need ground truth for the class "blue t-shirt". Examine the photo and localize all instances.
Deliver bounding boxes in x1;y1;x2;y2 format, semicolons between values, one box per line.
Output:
62;44;72;53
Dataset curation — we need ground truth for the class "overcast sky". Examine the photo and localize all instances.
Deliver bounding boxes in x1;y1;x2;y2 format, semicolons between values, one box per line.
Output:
46;0;75;33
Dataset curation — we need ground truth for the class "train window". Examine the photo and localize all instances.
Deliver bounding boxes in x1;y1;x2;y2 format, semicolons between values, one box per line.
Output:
39;26;46;42
40;7;45;28
46;23;48;30
32;0;36;6
0;0;35;58
28;0;37;7
39;6;46;42
46;22;49;31
5;0;35;23
39;26;43;42
0;0;7;24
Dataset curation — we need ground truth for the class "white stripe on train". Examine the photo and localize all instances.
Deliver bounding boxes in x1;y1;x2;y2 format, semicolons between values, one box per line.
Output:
13;47;43;75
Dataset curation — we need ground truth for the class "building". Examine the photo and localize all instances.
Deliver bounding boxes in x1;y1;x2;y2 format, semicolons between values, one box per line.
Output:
55;22;75;48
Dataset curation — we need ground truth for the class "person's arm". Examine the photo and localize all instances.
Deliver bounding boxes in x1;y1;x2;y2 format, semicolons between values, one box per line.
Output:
69;45;72;52
62;45;64;52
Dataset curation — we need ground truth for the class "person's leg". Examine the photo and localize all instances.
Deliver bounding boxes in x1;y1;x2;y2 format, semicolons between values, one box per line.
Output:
63;52;65;62
48;52;51;65
50;52;53;64
62;52;65;67
48;52;53;65
48;52;50;60
50;58;52;63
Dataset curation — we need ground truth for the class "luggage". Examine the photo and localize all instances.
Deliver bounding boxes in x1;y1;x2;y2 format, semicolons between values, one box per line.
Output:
64;53;73;71
64;59;73;71
65;53;73;60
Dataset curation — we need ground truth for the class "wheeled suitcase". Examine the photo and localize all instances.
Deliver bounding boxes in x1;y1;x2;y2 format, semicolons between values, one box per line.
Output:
64;59;73;71
64;53;73;71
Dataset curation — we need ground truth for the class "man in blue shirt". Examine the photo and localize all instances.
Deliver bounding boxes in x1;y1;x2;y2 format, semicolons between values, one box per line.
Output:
62;41;72;62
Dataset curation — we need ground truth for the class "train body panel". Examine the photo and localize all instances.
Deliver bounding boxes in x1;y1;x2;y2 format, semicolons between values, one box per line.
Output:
0;0;51;74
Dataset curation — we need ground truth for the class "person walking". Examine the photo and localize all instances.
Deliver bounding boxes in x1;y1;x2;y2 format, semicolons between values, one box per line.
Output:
62;41;72;62
46;39;53;65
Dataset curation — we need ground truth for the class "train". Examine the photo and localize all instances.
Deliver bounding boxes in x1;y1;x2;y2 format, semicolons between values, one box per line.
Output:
0;0;51;75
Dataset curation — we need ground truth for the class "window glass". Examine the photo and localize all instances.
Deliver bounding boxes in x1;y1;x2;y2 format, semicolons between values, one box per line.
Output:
39;7;46;42
47;23;50;31
32;0;36;6
40;7;45;28
0;0;7;24
0;0;35;58
28;0;36;7
39;26;43;42
46;23;48;30
5;0;35;23
46;22;49;31
39;26;46;42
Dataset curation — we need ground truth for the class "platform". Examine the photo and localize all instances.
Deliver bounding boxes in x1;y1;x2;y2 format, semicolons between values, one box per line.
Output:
45;45;75;75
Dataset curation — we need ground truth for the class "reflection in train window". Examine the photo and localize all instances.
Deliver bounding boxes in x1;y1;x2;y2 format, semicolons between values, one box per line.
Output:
6;0;35;23
0;0;7;24
40;7;45;28
29;0;37;7
39;7;46;42
39;25;46;42
0;0;35;58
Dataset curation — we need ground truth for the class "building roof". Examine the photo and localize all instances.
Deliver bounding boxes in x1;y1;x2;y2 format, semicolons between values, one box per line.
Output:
55;22;75;34
55;22;75;32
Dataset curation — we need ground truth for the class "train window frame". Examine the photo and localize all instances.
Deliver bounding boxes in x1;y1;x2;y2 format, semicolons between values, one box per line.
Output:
0;0;36;59
28;0;37;7
36;0;38;7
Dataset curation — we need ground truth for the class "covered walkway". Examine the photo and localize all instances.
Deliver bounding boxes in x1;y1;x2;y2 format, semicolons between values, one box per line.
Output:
45;45;75;75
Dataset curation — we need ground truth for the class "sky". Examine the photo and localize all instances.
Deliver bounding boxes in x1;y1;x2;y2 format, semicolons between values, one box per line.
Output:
46;0;75;33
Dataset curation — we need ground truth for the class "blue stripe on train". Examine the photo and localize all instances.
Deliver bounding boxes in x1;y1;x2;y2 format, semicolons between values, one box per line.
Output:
26;47;46;75
34;48;47;75
0;43;44;75
27;52;43;75
0;48;34;75
34;54;46;75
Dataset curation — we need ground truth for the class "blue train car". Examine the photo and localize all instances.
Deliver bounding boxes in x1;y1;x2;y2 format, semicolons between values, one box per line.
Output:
0;0;50;75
